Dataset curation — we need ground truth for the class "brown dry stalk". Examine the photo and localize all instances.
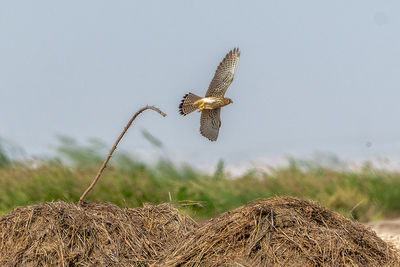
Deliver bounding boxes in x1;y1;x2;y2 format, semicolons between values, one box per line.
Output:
78;105;167;205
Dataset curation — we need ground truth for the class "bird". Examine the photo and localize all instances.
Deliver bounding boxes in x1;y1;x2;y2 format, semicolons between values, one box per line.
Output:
179;48;240;141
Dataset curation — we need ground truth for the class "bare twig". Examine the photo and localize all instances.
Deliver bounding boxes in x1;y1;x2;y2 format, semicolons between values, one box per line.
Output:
78;105;167;205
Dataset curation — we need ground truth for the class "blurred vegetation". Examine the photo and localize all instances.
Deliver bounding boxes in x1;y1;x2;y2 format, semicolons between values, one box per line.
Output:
0;138;11;169
0;137;400;222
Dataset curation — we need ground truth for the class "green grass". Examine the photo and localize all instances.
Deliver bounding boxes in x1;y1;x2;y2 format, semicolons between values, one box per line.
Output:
0;138;400;222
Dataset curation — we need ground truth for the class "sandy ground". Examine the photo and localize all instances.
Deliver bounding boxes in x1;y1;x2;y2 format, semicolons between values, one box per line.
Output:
366;218;400;250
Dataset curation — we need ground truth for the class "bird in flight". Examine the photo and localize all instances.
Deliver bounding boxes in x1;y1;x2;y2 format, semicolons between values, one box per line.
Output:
179;48;240;141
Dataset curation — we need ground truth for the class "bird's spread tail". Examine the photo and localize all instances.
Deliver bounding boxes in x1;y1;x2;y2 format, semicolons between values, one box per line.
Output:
179;93;202;115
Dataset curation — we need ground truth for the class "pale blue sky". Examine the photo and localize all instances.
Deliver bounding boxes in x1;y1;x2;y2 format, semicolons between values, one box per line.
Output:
1;1;399;166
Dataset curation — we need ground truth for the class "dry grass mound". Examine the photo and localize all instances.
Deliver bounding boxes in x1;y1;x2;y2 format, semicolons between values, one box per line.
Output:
0;201;196;266
157;196;400;267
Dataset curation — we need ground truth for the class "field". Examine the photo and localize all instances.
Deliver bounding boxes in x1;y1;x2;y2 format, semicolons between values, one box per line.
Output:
1;138;400;265
1;137;400;222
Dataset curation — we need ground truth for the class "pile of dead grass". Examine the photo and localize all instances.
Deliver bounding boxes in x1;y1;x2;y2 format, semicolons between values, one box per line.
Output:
0;196;398;266
157;196;400;267
0;201;196;266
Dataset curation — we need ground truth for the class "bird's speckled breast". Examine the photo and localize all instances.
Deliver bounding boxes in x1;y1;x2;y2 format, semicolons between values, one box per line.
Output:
201;97;229;109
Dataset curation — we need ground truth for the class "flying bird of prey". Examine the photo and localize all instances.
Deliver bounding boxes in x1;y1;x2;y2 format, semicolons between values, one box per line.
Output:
179;48;240;141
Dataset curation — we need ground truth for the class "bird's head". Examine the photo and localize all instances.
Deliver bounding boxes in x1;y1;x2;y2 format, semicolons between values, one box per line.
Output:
224;98;233;105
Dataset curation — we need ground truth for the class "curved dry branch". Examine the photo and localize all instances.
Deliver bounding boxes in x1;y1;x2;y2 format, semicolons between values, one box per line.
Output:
78;105;167;205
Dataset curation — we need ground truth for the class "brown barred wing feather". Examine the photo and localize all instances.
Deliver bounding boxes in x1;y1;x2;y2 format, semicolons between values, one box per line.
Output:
205;48;240;97
200;109;221;141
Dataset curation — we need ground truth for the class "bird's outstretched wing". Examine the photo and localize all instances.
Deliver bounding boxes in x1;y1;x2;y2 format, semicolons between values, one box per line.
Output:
200;108;221;141
205;48;240;97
